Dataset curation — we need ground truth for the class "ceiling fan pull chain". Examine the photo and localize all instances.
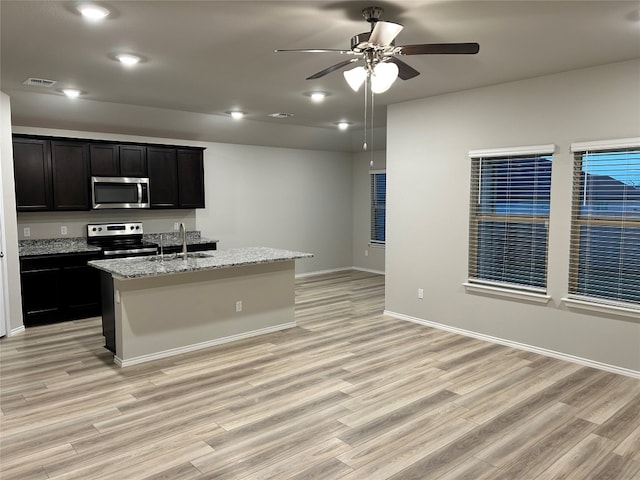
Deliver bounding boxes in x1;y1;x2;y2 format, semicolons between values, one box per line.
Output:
363;74;368;151
370;90;375;165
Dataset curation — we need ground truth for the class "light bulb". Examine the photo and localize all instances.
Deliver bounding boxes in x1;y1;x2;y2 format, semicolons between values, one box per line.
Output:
310;92;326;102
62;89;81;98
229;111;244;120
343;67;367;92
116;54;141;66
371;62;399;94
77;4;110;21
337;122;350;130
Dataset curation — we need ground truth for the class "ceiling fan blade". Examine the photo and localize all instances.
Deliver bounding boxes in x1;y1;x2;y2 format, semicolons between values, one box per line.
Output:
306;59;358;80
387;57;420;80
274;48;353;54
398;42;480;55
369;21;403;46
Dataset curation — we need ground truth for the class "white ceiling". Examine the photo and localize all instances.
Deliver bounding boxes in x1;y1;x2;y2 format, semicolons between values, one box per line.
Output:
1;1;639;150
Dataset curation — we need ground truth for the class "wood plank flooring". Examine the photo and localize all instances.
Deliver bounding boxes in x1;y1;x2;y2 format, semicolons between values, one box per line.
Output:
1;270;639;479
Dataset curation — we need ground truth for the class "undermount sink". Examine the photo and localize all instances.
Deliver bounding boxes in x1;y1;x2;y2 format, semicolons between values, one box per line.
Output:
145;252;215;262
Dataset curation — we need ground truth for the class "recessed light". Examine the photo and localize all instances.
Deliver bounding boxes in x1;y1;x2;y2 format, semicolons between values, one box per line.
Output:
77;3;110;21
62;88;82;98
304;91;329;103
226;110;245;120
335;121;351;130
116;53;142;66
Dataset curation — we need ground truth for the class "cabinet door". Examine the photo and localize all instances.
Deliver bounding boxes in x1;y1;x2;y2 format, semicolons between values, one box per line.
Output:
20;267;61;326
120;145;147;177
12;137;52;211
148;147;178;208
62;264;101;317
51;141;90;210
177;149;205;208
89;144;119;176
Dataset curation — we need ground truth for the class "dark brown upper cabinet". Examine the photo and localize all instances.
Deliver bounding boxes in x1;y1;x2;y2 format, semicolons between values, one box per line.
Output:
177;149;205;208
13;135;204;211
12;137;52;211
147;146;178;208
90;144;147;177
50;141;90;210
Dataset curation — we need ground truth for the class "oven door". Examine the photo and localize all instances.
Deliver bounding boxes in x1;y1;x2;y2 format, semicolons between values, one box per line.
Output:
91;177;150;209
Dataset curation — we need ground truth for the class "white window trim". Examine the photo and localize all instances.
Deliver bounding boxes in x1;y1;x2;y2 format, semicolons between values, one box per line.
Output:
466;143;555;299
568;137;640;310
370;169;386;245
571;137;640;153
469;144;556;159
562;297;640;320
463;282;551;304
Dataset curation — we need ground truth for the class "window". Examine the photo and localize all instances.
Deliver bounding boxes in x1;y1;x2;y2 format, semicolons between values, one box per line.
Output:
370;170;386;244
568;139;640;308
468;145;554;292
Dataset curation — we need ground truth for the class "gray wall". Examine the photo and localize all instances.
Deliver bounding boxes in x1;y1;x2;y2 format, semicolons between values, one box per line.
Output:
352;150;386;273
1;92;23;334
385;59;640;372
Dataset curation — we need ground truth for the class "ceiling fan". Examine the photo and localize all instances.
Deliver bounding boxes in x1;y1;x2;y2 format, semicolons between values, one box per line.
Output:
275;6;479;88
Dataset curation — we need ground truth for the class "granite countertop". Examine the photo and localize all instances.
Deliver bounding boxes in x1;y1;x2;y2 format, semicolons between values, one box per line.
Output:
18;237;102;256
143;232;219;248
89;247;313;279
19;231;218;257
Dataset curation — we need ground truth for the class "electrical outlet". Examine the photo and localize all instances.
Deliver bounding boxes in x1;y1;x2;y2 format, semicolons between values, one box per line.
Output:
23;227;31;238
418;288;424;299
61;225;68;235
235;301;243;312
174;222;180;231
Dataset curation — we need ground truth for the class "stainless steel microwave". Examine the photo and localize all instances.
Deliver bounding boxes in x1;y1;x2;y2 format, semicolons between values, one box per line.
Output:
91;176;150;209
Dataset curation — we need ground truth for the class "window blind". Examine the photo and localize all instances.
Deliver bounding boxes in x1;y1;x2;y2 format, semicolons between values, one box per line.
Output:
468;148;553;292
568;142;640;308
370;171;386;244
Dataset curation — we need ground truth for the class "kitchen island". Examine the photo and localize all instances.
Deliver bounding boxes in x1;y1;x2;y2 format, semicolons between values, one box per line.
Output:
89;247;313;367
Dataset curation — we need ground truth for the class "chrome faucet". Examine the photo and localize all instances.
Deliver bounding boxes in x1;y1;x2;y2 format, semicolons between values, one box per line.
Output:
178;222;188;259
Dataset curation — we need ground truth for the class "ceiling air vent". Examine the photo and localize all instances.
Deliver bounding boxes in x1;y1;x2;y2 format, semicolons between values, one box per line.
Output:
268;112;294;119
23;77;57;88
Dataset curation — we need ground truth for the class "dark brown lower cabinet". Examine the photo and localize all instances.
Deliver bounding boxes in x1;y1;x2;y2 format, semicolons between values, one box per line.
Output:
20;252;102;327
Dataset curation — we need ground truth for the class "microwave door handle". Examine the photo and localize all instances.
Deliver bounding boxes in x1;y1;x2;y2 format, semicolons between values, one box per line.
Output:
137;183;143;203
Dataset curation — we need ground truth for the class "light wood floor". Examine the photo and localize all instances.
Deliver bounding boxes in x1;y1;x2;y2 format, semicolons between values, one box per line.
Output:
1;270;640;479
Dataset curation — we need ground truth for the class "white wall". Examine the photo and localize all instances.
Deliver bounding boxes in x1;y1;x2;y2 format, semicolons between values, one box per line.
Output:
352;150;386;273
0;92;23;334
385;59;640;373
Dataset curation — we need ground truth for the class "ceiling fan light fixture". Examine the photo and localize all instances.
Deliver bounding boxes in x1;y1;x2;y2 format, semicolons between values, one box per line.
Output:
371;62;399;94
343;66;367;92
335;121;351;130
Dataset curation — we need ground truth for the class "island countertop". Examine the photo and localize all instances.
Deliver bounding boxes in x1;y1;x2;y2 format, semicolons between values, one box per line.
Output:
88;246;313;279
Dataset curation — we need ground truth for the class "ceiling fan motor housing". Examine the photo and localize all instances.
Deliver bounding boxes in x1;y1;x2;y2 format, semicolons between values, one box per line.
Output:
362;6;384;24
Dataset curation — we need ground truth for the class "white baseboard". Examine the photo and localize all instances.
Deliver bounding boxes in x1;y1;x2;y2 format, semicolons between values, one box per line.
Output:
114;322;296;368
384;310;640;380
296;266;385;278
9;325;25;337
352;267;385;275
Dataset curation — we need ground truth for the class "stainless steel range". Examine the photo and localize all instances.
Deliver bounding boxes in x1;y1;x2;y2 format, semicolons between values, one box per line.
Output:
87;222;158;258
